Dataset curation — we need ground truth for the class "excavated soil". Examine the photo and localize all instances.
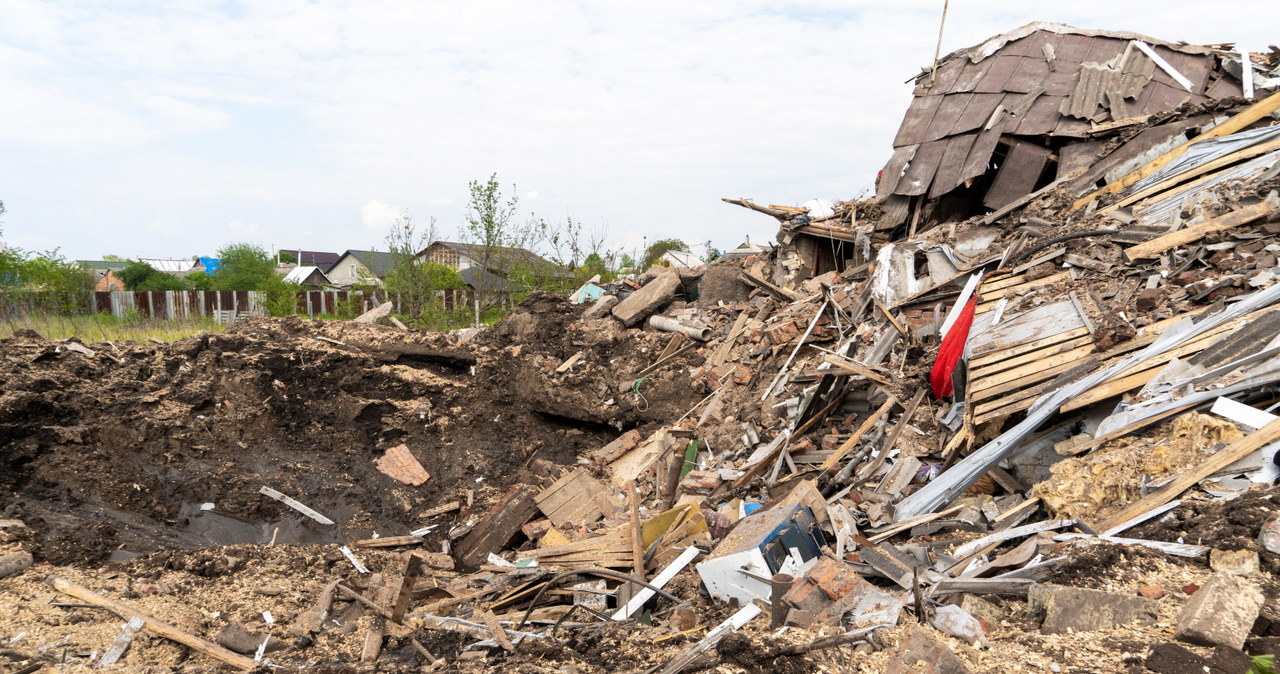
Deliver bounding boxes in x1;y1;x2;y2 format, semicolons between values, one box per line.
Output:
0;293;702;568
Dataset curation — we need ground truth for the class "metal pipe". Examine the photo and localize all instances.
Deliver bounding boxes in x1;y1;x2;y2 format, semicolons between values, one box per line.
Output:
647;315;712;341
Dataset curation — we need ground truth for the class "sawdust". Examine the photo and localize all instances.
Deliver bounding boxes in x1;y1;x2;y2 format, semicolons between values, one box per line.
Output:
1032;413;1244;521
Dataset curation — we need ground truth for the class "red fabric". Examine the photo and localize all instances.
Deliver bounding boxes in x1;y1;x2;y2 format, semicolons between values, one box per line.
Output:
930;296;978;399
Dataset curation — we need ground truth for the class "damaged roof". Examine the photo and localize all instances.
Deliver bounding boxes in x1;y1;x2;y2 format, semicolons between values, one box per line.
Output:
877;22;1250;205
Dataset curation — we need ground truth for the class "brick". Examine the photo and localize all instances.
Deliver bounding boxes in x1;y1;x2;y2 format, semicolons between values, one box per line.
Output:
1028;583;1158;634
1137;585;1166;600
1134;288;1165;312
611;272;680;327
1175;573;1264;649
885;626;972;674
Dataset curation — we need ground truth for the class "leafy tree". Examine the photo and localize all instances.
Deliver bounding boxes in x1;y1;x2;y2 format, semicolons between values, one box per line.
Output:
213;243;275;290
118;261;161;289
186;271;215;290
642;238;689;269
619;253;636;270
277;251;298;265
460;173;554;310
102;254;126;261
0;247;94;292
261;274;301;317
705;246;722;262
117;260;192;290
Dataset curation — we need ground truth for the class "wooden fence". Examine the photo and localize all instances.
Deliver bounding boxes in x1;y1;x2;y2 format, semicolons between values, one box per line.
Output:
0;288;507;323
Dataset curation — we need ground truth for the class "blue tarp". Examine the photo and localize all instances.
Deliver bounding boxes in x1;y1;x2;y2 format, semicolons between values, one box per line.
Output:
198;257;221;275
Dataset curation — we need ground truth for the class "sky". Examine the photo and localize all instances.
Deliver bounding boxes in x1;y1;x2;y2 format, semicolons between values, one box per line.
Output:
1;1;1276;264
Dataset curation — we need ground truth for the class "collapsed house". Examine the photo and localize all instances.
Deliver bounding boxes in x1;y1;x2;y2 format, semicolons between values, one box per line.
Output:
3;21;1280;674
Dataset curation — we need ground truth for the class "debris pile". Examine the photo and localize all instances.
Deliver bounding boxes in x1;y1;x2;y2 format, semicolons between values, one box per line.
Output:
3;21;1280;673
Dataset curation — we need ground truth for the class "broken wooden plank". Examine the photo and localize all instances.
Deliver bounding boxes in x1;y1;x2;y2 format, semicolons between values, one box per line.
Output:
534;468;615;527
419;501;461;519
1123;195;1279;262
479;609;515;652
1072;89;1280;208
1095;418;1280;532
350;535;424;549
555;351;585;374
708;311;751;367
453;485;540;569
258;486;334;525
819;396;897;473
391;553;424;622
612;546;700;621
353;301;394;324
821;353;893;387
46;576;257;670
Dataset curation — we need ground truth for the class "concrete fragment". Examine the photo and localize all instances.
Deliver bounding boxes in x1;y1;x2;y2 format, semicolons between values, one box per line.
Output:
1259;511;1280;554
1175;573;1264;649
955;594;1004;625
215;622;287;655
929;604;988;648
582;294;619;320
611;272;680;327
1027;583;1158;634
1209;548;1259;576
885;626;972;674
0;551;33;579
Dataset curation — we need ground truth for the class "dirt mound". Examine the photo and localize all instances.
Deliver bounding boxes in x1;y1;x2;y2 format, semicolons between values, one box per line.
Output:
0;313;703;567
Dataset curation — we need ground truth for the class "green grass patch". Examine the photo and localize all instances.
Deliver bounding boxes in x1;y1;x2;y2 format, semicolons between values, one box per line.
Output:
0;312;225;343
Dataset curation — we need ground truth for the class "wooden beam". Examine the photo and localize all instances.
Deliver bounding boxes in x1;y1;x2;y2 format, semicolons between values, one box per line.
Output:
821;353;893;387
1102;136;1280;215
1123;197;1279;262
1071;89;1280;210
818;396;897;472
1095;417;1280;532
45;576;256;671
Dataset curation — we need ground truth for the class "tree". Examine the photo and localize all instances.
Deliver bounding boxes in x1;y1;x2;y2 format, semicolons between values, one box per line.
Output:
213;243;275;290
460;173;553;310
620;253;636;270
705;246;722;262
117;260;192;290
278;251;298;264
642;238;689;269
102;254;126;261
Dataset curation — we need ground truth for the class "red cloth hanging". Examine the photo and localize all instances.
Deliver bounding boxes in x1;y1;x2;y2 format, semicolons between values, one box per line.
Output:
930;295;978;398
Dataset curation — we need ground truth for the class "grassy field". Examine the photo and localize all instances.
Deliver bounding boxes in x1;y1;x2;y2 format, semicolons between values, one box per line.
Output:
0;313;225;343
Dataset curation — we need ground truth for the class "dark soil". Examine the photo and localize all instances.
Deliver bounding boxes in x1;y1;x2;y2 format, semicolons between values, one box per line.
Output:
0;294;702;566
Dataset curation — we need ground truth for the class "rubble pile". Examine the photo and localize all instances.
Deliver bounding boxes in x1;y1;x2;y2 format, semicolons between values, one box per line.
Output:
4;21;1280;674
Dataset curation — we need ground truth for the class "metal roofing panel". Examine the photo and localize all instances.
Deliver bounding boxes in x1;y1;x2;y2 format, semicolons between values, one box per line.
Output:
973;53;1023;93
878;144;919;200
1147;47;1212;94
1052;116;1093;138
1206;75;1244;99
893;94;943;147
984;140;1053;209
1004;55;1053;93
921;93;976;143
1012;94;1065;136
947;92;1008;136
895;139;949;197
913;57;966;97
928;133;981;198
959;123;1006;184
952;58;995;93
1048;33;1098;65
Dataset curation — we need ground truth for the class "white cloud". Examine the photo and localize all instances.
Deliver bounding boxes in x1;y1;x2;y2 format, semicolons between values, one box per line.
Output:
361;200;403;231
1;1;1277;259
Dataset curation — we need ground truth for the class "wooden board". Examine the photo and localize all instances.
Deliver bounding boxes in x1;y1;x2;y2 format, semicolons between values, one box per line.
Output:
534;468;616;527
453;485;539;569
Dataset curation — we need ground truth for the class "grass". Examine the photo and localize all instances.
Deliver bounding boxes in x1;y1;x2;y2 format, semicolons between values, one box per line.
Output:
0;312;225;343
